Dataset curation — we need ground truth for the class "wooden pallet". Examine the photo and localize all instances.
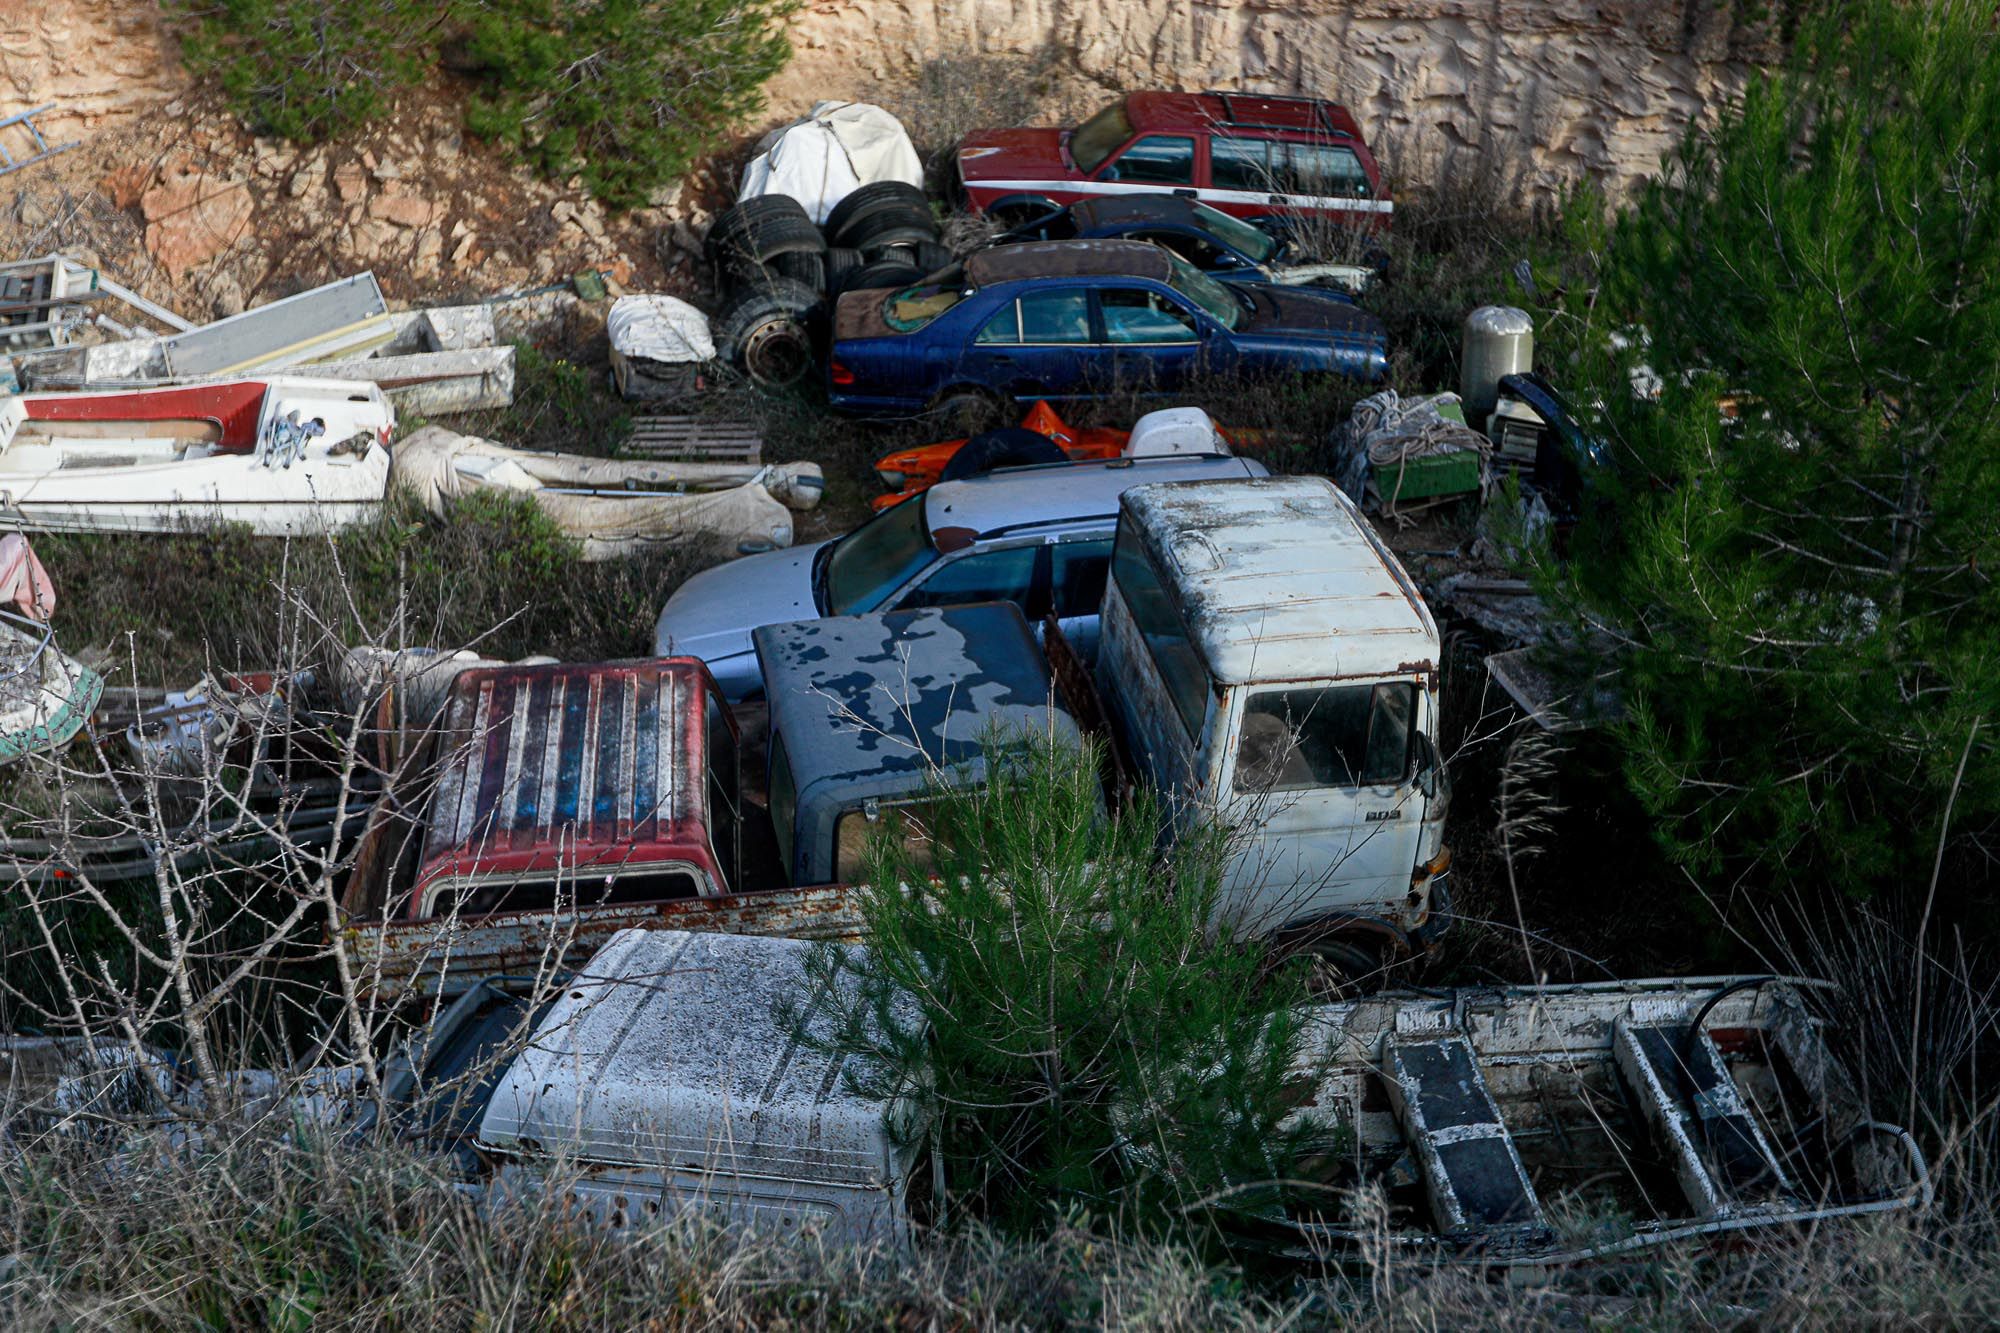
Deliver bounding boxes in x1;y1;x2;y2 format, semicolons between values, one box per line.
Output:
621;415;763;464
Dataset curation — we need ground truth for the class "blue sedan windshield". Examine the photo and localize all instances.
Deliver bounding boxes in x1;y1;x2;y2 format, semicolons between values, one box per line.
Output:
823;493;936;613
1166;254;1245;330
1191;203;1278;263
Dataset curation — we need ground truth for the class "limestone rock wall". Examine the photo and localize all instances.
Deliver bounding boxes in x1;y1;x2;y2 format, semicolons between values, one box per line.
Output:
0;2;181;141
773;0;1782;197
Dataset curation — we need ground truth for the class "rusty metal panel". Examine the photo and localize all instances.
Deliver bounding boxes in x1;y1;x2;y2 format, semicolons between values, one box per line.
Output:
478;929;913;1186
414;660;707;900
963;240;1171;287
349;883;865;1001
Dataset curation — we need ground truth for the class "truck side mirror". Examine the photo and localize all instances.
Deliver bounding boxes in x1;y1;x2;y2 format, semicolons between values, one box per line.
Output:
1413;732;1441;799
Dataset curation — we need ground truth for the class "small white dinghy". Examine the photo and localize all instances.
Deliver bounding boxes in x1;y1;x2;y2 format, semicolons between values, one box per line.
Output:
0;535;100;763
0;377;395;536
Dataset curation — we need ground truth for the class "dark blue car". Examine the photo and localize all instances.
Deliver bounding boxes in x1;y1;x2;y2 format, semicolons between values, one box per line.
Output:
826;239;1387;422
1001;195;1379;295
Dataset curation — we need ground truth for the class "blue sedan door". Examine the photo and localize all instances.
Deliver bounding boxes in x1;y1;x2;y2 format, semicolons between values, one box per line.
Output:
964;288;1112;402
1100;285;1211;394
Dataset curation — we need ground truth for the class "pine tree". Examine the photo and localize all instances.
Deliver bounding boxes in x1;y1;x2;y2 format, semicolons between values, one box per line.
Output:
1557;0;2000;899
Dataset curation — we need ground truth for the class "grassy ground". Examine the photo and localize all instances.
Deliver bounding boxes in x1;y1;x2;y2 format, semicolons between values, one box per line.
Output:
1;1123;1993;1329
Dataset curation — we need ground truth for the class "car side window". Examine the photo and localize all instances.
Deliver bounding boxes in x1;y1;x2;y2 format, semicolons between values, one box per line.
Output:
1210;137;1273;192
1290;143;1372;198
1101;135;1195;185
1016;290;1091;344
1050;539;1114;618
1101;288;1199;344
895;544;1041;611
977;299;1020;344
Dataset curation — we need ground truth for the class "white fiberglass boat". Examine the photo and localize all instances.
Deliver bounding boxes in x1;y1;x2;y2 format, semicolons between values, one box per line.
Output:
0;377;395;535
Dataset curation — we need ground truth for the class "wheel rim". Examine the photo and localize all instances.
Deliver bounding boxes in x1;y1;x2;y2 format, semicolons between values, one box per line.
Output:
741;318;813;386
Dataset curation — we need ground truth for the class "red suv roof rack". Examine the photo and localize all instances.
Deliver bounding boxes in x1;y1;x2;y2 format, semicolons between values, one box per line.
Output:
1203;90;1355;141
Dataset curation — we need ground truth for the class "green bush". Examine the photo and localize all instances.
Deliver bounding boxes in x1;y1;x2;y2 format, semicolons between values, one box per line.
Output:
460;0;800;208
174;0;440;141
797;729;1319;1240
175;0;797;206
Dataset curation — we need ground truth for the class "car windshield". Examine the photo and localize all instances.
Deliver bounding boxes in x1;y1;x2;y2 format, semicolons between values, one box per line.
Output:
885;281;966;331
1165;253;1245;329
822;493;937;613
1070;101;1133;173
1191;203;1277;263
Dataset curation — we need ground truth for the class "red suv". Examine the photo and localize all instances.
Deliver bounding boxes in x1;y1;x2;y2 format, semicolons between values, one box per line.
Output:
957;91;1389;232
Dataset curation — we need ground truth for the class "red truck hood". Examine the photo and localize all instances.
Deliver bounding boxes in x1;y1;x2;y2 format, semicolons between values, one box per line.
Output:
957;127;1071;182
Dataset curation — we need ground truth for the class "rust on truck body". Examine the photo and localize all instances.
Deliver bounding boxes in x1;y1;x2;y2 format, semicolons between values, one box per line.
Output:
347;883;864;998
336;656;864;1003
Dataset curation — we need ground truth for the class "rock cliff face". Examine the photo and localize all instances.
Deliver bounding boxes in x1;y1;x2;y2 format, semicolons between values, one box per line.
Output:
1;1;1778;200
774;0;1781;197
0;2;181;139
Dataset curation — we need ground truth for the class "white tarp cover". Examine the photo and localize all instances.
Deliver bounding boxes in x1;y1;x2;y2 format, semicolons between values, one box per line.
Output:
739;101;924;224
606;295;714;364
391;426;823;560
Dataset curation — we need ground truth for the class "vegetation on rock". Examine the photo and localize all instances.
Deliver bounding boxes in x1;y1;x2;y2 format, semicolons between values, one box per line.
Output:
174;0;798;206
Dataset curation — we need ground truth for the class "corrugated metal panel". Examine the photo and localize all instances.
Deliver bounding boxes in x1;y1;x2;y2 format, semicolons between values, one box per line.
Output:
419;660;700;875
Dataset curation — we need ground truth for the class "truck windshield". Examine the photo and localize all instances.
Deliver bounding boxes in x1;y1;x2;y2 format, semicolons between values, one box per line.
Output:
822;492;936;614
1071;101;1133;173
1166;253;1244;329
835;801;938;883
1233;683;1415;791
1191;202;1278;263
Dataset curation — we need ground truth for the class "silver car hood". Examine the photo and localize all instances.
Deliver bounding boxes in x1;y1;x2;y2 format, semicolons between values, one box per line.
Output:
654;540;826;665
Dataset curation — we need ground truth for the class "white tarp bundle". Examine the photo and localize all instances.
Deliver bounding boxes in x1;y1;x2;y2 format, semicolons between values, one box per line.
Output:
390;426;824;560
739;101;924;224
606;295;715;365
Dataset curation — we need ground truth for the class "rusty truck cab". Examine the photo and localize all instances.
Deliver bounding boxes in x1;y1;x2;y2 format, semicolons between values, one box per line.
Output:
399;657;739;920
752;602;1086;887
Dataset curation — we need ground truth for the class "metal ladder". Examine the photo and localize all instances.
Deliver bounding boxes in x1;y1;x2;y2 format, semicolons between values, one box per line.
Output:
0;106;78;177
1378;1032;1550;1246
1612;1015;1795;1217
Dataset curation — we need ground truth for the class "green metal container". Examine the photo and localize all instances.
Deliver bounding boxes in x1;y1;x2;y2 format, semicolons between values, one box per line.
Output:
1373;447;1483;502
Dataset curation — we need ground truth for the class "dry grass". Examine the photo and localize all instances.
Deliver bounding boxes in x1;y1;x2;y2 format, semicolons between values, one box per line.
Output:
3;1112;1998;1329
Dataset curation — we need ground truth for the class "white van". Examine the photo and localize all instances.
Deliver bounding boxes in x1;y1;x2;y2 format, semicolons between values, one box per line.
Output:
1094;476;1451;969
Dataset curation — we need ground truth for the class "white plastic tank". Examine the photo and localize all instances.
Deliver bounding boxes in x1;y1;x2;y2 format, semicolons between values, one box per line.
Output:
1126;407;1226;457
1460;306;1535;420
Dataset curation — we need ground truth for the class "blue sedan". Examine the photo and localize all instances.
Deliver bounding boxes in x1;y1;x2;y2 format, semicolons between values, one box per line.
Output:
826;239;1386;421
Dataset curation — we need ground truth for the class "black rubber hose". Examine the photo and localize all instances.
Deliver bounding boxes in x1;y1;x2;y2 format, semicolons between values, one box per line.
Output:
1683;974;1778;1068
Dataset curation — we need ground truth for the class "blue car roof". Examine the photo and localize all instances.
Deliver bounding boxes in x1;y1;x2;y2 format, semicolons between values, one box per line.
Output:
1069;195;1207;231
963;240;1174;288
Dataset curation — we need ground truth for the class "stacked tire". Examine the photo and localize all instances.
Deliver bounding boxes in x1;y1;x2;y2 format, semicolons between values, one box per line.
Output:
704;183;952;386
705;196;828;387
